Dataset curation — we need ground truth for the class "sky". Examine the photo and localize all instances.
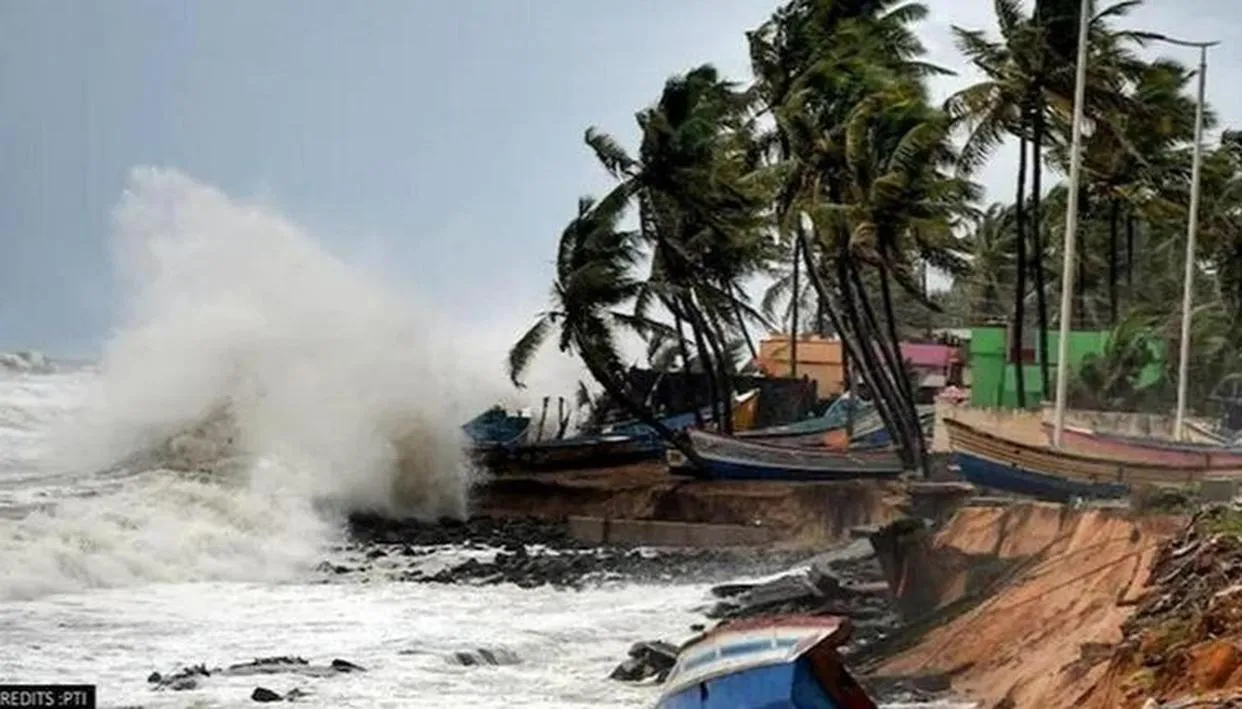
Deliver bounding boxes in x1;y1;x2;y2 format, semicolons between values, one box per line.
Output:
2;0;1241;358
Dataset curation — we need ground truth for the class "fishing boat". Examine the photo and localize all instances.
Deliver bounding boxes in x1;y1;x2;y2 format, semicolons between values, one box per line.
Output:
498;409;700;470
1039;421;1242;469
946;417;1242;502
667;428;904;481
461;407;531;465
655;615;876;709
735;396;869;447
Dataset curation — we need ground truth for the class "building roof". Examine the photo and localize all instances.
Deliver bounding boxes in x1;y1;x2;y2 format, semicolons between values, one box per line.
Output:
900;342;955;369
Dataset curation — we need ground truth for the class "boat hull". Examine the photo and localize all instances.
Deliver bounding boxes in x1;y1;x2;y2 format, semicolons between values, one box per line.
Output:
1042;422;1242;469
656;615;875;709
953;450;1130;502
671;429;905;481
508;436;661;471
946;417;1237;502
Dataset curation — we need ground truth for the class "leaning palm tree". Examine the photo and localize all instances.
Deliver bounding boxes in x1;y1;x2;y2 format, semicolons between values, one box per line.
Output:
755;0;955;474
507;195;703;466
585;64;774;433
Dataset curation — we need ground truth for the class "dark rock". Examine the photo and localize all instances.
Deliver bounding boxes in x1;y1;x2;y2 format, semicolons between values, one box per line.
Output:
366;549;387;559
168;677;199;691
330;659;365;673
285;688;310;701
610;640;678;683
251;687;282;703
226;657;309;675
448;647;519;666
151;664;211;691
609;657;649;682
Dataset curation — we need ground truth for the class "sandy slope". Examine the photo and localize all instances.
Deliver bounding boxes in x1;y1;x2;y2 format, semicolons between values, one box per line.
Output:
876;503;1182;708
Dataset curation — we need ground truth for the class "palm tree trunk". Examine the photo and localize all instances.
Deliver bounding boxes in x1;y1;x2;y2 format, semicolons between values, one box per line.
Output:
1031;104;1052;398
790;237;801;378
1108;197;1120;325
683;295;721;429
796;219;914;469
878;247;928;476
578;346;705;471
1125;210;1135;300
729;282;759;363
1012;134;1029;408
850;259;923;472
670;308;703;428
699;299;737;435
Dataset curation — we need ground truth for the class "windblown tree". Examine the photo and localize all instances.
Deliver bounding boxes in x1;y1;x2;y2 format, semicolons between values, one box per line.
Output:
747;0;971;475
508;0;1242;457
583;64;776;434
506;195;703;465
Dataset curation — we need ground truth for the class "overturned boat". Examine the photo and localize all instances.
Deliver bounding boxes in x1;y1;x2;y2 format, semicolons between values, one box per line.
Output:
655;615;875;709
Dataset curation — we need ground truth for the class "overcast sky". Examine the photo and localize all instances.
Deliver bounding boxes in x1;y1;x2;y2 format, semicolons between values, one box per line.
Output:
2;0;1240;356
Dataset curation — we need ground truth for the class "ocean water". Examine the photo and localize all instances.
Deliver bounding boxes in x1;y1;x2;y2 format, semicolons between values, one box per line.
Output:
0;169;972;708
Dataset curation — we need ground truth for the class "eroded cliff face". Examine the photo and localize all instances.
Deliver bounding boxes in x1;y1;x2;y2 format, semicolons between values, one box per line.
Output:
871;502;1182;708
476;462;905;548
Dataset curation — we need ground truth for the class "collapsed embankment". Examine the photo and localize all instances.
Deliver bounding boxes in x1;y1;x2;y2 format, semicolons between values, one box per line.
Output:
865;502;1183;708
476;462;911;548
1074;505;1242;708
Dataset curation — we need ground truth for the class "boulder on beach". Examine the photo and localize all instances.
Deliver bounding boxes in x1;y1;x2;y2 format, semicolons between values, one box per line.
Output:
251;687;283;703
609;640;678;683
447;647;520;667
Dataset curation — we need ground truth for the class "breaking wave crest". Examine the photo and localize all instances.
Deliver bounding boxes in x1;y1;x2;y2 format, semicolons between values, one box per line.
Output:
0;167;491;599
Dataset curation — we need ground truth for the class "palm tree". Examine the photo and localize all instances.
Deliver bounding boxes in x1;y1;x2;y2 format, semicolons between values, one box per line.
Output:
748;0;958;474
962;203;1019;320
507;195;703;466
585;64;774;433
949;0;1149;403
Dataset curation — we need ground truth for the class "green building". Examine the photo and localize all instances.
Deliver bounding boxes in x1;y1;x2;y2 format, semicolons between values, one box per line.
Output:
969;326;1165;409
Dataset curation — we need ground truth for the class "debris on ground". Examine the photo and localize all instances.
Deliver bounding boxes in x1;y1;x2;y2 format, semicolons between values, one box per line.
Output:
1078;504;1242;708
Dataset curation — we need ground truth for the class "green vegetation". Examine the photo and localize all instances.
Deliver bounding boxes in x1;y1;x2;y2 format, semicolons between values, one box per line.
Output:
509;0;1242;472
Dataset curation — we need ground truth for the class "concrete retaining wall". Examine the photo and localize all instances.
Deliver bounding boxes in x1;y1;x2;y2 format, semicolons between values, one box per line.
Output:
568;516;776;548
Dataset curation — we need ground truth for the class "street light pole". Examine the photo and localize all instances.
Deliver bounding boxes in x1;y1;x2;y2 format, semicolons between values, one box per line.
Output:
1158;36;1219;440
1051;0;1093;448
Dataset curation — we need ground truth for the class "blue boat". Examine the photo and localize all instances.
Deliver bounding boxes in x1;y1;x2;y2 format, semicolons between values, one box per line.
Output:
497;410;704;472
462;406;531;447
944;417;1228;502
655;615;876;709
736;396;870;444
668;429;905;481
848;406;937;447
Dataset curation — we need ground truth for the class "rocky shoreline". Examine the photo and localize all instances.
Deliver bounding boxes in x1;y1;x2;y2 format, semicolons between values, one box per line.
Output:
338;513;958;705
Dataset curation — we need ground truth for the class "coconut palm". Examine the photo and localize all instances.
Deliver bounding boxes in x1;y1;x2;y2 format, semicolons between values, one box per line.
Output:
585;64;775;433
507;195;702;465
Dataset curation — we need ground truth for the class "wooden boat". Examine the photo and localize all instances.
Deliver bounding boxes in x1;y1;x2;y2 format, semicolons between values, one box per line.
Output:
667;429;904;481
742;403;934;452
1039;421;1242;469
655;615;876;709
499;409;707;471
462;407;531;465
736;397;869;447
946;417;1242;502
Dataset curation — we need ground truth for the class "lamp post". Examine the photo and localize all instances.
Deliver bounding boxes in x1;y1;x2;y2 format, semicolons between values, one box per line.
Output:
1150;35;1219;440
1051;0;1093;448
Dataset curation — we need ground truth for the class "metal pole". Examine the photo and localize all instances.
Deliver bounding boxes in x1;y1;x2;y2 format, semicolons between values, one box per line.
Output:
1174;44;1211;440
1051;0;1093;448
